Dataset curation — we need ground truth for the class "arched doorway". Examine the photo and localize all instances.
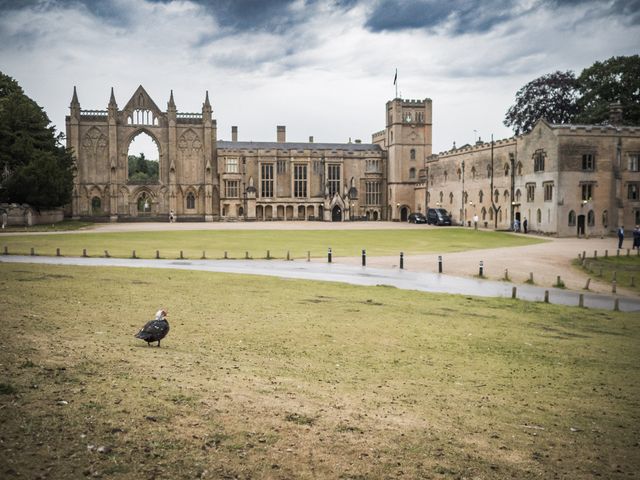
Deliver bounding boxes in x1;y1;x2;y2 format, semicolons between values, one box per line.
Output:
332;205;342;222
400;206;409;222
137;191;152;215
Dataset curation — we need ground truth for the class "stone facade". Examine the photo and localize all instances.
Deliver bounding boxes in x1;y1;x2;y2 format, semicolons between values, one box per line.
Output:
66;86;640;235
423;119;640;236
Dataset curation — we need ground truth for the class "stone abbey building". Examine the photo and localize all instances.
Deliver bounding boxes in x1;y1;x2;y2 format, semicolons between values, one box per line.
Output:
67;86;640;236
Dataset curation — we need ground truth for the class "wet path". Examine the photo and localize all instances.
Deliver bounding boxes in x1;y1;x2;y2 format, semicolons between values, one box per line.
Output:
2;255;638;312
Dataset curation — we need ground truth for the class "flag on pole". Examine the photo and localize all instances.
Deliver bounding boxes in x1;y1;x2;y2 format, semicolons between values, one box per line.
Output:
393;68;397;85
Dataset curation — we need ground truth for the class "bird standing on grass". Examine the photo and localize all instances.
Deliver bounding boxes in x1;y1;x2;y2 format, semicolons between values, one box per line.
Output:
135;308;170;347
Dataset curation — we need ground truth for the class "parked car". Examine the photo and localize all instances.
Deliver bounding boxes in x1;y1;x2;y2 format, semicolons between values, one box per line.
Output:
408;212;427;224
426;208;452;226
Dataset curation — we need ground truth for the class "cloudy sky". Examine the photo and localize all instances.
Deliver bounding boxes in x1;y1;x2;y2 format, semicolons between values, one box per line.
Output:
1;0;639;157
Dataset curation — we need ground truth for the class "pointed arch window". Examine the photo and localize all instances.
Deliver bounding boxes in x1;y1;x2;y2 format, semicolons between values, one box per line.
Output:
186;192;196;210
410;149;416;160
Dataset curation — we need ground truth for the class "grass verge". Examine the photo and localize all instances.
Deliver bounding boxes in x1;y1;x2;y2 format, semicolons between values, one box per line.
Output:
0;263;638;479
0;220;94;233
573;255;640;293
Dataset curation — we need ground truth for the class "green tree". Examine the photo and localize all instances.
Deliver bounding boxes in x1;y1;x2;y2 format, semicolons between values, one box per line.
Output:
0;71;74;207
127;151;158;182
503;71;579;135
575;55;640;125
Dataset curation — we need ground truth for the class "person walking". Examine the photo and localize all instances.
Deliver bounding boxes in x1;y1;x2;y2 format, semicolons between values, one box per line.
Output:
523;218;528;234
633;225;640;250
617;226;625;249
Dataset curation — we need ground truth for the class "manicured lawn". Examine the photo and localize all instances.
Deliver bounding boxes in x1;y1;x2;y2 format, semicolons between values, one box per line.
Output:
0;228;545;259
0;263;638;479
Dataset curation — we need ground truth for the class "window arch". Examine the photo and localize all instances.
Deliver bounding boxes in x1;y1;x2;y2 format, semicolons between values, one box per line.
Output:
444;171;448;182
449;192;454;204
536;208;542;224
91;196;101;212
503;190;510;201
481;207;487;220
410;148;416;160
409;168;416;179
487;164;492;178
504;163;510;176
587;210;595;226
439;191;444;203
515;189;521;202
186;192;195;209
516;162;523;175
568;210;576;226
602;210;608;228
457;168;462;180
479;190;484;203
494;189;499;203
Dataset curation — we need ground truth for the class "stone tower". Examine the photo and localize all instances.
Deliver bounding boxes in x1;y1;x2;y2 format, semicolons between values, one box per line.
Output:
382;98;432;221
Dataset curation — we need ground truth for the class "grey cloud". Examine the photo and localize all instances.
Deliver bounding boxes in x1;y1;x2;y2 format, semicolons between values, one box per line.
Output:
0;0;135;27
364;0;640;34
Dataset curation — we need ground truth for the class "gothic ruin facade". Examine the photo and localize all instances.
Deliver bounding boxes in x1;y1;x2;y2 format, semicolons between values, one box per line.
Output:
66;86;640;236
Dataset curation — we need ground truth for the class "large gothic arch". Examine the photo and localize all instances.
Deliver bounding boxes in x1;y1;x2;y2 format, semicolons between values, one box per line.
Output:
66;85;218;221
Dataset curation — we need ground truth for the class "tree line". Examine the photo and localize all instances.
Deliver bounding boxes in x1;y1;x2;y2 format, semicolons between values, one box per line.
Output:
0;72;74;208
504;55;640;135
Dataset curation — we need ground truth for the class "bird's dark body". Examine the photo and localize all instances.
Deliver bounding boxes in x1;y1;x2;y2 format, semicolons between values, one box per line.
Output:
135;319;170;347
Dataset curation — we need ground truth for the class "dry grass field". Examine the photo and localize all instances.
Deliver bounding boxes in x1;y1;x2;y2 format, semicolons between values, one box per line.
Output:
1;263;639;479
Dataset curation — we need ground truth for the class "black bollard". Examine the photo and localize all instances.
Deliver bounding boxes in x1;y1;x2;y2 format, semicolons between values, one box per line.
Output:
362;249;366;267
56;248;61;257
479;260;484;277
438;255;443;273
400;252;404;269
328;247;332;263
156;250;160;259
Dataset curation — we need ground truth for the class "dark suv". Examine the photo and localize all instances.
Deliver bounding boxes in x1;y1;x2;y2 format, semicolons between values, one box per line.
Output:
426;208;452;226
408;212;427;224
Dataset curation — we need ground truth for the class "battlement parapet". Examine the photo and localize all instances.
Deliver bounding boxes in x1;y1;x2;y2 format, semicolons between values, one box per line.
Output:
80;110;107;117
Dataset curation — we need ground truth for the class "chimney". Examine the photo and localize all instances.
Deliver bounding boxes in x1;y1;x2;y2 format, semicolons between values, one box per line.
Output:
609;102;623;125
277;125;286;143
309;136;314;143
232;126;238;142
355;139;361;144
